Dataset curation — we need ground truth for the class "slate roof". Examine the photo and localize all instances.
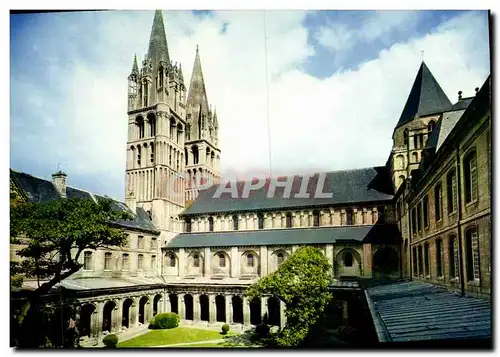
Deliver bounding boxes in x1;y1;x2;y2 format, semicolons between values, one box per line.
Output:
365;281;491;343
395;62;452;129
182;167;394;216
425;109;465;152
167;224;401;248
10;170;159;234
451;96;474;111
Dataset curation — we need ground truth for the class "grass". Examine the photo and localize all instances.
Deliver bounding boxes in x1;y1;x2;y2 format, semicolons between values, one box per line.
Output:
117;327;237;348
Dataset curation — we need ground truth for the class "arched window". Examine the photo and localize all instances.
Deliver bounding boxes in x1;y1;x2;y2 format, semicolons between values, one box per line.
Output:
344;251;353;267
403;129;409;147
448;235;459;279
177;123;183;144
434;184;442;221
149;114;156;137
396;155;404;170
313;210;320;227
208;216;214;232
447;169;457;214
137;145;141;166
138;254;144;270
412;247;417;276
257;213;264;230
158;66;164;88
247;254;254;267
463;151;477;203
169;118;176;138
193;254;200;268
465;228;479;281
104;252;112;270
232;215;239;231
169;254;176;267
150;143;155;164
286;213;292;228
122;253;129;271
277;252;284;266
219;253;226;268
346;209;354;225
136;116;145;139
412;152;418;163
151;255;156;270
435;239;443;277
192;145;199;165
185;218;192;233
427;120;436;133
417;245;423;275
83;251;92;270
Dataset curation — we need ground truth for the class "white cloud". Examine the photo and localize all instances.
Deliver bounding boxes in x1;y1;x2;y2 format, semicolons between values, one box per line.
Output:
315;24;354;52
10;10;490;198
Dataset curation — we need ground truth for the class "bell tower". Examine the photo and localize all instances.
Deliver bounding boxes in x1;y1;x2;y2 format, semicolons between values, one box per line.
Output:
125;10;187;244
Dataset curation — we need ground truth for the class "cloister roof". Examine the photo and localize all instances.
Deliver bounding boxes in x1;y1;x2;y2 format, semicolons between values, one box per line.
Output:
167;223;401;248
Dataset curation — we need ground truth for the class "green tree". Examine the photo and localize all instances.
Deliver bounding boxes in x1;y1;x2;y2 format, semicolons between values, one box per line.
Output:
10;197;132;348
246;246;333;347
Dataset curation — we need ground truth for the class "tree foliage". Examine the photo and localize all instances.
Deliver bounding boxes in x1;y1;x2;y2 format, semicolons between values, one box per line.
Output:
10;197;133;347
246;246;332;347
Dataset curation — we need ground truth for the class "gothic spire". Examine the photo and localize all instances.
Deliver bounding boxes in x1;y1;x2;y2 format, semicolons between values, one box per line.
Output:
213;108;218;128
147;10;170;66
187;45;209;114
131;54;139;75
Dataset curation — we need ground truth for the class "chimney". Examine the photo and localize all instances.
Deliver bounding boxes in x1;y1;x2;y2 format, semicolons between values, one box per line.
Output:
52;170;67;198
475;87;479;95
125;191;137;214
458;90;463;100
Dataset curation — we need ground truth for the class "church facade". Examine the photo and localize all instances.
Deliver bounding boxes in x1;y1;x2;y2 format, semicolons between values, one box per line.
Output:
10;10;491;344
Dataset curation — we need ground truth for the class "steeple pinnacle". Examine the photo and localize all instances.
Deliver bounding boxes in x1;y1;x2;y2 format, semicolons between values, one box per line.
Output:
186;45;209;117
131;54;139;75
147;10;170;66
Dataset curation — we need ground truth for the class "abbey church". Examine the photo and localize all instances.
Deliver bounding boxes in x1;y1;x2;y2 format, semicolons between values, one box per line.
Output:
10;10;492;345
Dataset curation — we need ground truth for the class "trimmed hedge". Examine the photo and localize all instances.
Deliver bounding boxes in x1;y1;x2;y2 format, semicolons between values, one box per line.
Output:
149;312;180;329
102;334;118;348
221;324;230;335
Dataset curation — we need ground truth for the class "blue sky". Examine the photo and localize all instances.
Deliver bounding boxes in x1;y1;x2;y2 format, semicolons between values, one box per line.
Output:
10;10;490;200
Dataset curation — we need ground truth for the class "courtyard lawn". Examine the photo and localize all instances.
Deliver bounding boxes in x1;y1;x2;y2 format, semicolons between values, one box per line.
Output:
117;327;237;348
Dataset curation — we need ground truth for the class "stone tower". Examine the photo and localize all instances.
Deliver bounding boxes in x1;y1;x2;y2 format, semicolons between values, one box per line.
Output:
125;10;187;244
390;61;452;191
184;45;221;203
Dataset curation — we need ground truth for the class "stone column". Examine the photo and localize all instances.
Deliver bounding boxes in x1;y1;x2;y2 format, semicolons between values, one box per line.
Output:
164;293;170;313
326;243;334;278
231;246;238;278
96;301;104;337
179;294;185;320
193;294;201;321
279;299;287;330
242;296;251;325
204;247;211;278
179;248;185;278
209;295;216;323
342;300;349;323
131;298;139;328
260;245;268;277
114;299;123;332
225;295;231;324
91;304;99;338
148;294;155;322
261;297;268;324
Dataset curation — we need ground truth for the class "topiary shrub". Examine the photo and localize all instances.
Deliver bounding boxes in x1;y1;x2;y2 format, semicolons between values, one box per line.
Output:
102;334;118;348
149;312;180;329
221;324;230;335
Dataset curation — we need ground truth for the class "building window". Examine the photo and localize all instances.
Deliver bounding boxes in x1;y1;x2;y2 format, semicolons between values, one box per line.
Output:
344;251;353;267
138;254;143;270
377;206;385;223
411;208;417;235
418;245;423;276
208;216;214;232
464;151;478;203
247;254;254;267
427;120;436;132
434;184;442;221
286;213;292;228
122;253;129;271
412;152;418;163
150;143;155;163
83;251;92;270
436;239;443;277
104;252;112;271
423;196;429;228
219;253;226;268
232;215;238;231
151;255;156;270
313;210;320;227
257;213;264;229
151;237;157;249
138;235;144;249
447;169;457;214
185;219;192;233
137;145;141;166
448;236;458;279
424;243;430;277
193;254;200;268
169;254;176;267
416;202;422;232
412;247;417;276
465;228;480;281
277;252;284;266
403;129;409;147
346;209;354;226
